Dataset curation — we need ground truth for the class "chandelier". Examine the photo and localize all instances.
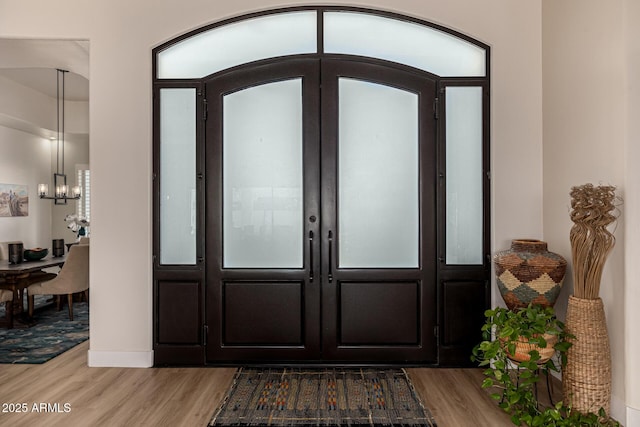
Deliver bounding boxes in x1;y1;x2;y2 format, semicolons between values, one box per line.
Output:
38;69;81;204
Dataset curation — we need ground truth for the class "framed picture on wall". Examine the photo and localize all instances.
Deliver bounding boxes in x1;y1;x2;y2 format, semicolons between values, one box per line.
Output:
0;183;29;217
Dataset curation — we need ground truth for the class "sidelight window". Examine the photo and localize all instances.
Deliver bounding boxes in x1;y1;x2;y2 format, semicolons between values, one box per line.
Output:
445;86;484;265
158;88;197;265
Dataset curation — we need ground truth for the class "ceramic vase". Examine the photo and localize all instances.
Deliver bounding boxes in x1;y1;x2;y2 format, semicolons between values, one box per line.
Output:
494;239;567;310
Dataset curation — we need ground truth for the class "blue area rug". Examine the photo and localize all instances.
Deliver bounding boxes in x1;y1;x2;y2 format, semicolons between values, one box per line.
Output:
0;296;88;364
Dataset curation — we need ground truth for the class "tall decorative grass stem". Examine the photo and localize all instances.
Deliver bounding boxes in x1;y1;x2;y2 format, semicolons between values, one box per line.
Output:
569;184;618;299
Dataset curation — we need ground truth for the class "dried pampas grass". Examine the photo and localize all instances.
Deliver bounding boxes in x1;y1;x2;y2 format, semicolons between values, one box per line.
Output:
569;184;620;299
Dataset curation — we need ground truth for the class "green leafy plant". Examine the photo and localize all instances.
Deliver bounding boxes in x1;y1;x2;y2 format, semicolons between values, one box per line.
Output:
471;304;619;426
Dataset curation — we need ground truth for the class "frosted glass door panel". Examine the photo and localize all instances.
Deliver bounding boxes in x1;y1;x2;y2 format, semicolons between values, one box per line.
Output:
160;88;197;264
223;79;303;268
338;78;419;268
445;86;483;265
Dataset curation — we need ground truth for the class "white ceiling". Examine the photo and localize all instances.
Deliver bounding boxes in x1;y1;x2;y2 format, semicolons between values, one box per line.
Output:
0;39;89;102
0;67;88;101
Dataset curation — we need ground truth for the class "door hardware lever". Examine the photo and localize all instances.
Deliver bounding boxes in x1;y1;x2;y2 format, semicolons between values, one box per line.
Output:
309;230;314;282
328;230;333;283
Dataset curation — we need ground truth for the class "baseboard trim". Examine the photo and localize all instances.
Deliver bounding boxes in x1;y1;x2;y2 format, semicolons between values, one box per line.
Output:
610;395;640;426
87;350;154;368
626;404;640;427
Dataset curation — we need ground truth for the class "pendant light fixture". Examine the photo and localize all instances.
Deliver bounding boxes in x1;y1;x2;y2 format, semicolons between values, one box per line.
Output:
38;69;81;204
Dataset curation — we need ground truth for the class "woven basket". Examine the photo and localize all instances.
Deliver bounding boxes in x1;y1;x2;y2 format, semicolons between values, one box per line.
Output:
563;296;611;415
494;239;567;310
505;333;558;364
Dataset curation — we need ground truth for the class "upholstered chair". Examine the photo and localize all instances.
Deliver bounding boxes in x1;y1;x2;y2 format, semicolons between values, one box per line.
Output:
27;244;89;321
0;289;13;328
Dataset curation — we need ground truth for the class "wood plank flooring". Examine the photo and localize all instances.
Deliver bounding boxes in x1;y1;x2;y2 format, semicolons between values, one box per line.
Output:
0;341;548;426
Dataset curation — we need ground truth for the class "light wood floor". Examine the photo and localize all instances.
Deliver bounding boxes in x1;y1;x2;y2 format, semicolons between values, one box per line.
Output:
0;341;542;426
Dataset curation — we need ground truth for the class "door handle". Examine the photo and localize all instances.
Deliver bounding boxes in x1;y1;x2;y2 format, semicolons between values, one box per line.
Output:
309;230;314;282
328;230;333;283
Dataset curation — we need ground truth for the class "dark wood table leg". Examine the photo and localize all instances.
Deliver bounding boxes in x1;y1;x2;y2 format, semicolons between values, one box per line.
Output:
0;300;14;329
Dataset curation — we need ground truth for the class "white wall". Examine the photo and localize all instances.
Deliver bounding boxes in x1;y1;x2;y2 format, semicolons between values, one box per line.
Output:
623;0;640;426
542;0;640;422
0;126;53;248
0;132;89;249
623;0;640;422
0;69;90;247
0;0;545;369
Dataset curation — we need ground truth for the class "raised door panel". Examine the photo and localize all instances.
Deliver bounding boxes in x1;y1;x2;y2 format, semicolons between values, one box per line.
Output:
439;280;487;366
223;282;303;346
154;279;204;366
339;281;419;345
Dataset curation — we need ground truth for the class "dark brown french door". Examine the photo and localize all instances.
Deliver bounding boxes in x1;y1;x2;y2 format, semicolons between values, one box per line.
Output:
205;58;437;363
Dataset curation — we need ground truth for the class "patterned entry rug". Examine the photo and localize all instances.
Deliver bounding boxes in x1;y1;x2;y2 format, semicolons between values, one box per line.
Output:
209;368;437;426
0;296;88;364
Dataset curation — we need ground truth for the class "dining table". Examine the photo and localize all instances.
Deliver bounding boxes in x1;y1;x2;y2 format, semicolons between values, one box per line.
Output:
0;255;66;328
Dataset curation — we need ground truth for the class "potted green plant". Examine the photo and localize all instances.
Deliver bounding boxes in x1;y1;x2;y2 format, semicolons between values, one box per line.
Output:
472;304;619;426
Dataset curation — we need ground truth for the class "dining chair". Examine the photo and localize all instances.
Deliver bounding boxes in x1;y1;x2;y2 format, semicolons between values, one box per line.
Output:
27;244;89;321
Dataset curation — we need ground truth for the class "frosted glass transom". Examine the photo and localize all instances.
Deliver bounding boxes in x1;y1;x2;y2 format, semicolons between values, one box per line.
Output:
324;12;485;77
157;11;317;79
156;10;487;79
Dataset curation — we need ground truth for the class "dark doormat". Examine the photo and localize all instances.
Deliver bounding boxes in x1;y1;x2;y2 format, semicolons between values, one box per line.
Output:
209;368;437;426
